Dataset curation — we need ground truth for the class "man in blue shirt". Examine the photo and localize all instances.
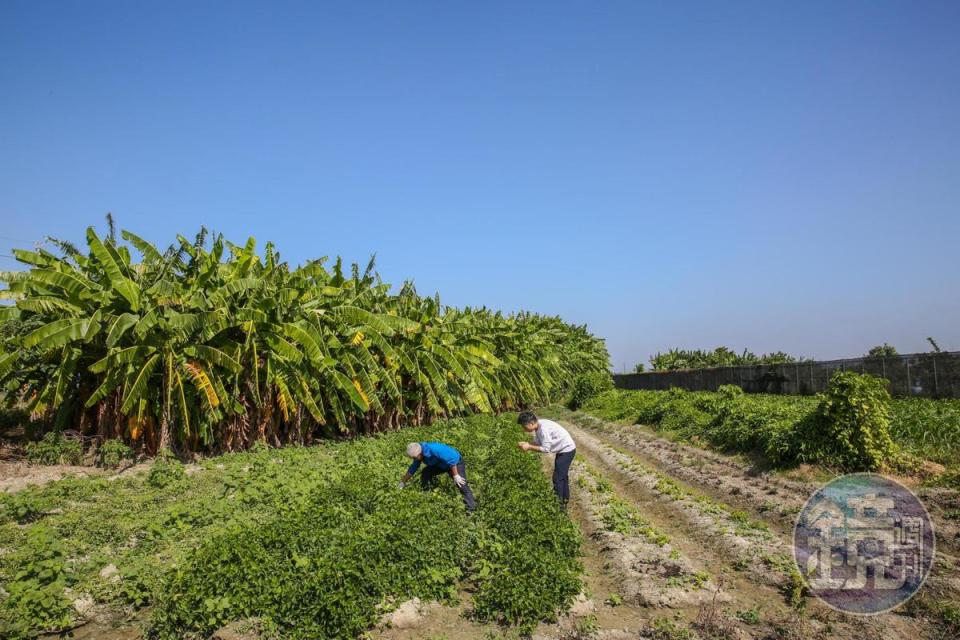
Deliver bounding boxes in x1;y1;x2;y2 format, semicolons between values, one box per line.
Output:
399;441;476;513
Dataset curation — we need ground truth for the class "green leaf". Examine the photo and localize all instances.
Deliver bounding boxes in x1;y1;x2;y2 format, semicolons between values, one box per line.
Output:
27;268;92;299
209;277;259;306
85;368;124;407
134;308;160;338
121;230;163;263
0;351;18;379
281;323;326;368
331;370;369;412
334;306;397;336
186;345;242;373
15;296;83;315
11;249;56;267
121;353;161;414
106;313;139;347
89;346;157;373
21;318;91;349
86;227;141;311
265;334;303;365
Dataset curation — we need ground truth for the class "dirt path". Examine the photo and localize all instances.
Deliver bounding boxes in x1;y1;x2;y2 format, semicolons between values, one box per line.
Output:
560;411;960;559
545;409;960;640
0;460;109;493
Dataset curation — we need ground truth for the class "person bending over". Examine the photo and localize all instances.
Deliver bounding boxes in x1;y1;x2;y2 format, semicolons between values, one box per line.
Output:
400;441;476;513
517;411;576;509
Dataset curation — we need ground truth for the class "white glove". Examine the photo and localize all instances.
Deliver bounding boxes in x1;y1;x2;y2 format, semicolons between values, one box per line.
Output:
453;474;466;488
398;481;406;489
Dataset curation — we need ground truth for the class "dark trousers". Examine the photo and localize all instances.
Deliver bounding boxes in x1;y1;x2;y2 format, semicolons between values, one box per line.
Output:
553;450;576;506
421;461;476;512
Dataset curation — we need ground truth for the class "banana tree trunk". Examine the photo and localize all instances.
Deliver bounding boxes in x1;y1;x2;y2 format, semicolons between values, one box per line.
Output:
158;410;171;452
159;356;172;452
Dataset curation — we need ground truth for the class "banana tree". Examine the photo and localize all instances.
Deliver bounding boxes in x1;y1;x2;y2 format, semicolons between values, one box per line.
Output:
0;221;611;451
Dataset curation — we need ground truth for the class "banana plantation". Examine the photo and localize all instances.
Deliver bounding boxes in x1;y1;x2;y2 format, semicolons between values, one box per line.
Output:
0;223;609;453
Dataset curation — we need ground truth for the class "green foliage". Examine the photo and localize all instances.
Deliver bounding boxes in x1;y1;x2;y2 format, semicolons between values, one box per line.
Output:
649;346;806;371
95;438;133;468
889;397;960;464
0;414;582;639
151;489;466;638
146;455;188;488
568;372;613;410
117;563;154;608
580;371;929;471
926;466;960;492
633;363;645;373
735;607;761;625
465;419;582;632
1;491;51;524
604;593;623;607
569;614;598;639
812;371;898;471
24;432;83;465
658;396;712;437
0;407;29;430
600;498;669;546
152;414;581;638
939;601;960;630
0;528;75;639
866;343;898;357
784;568;808;611
0;222;609;451
646;617;697;640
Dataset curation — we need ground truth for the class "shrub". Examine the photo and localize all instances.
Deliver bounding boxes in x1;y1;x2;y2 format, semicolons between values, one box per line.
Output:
578;374;905;471
866;343;898;358
812;371;898;471
658;398;712;437
568;372;613;410
705;391;817;466
24;432;83;466
96;439;133;468
717;384;743;399
146;455;187;489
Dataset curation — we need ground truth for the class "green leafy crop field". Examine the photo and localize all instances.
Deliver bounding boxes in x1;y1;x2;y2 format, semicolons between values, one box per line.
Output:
0;414;581;639
582;381;960;470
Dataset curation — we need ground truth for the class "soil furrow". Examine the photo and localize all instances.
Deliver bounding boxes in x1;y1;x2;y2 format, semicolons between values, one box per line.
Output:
571;459;728;609
549;408;960;636
560;419;936;640
559;409;960;559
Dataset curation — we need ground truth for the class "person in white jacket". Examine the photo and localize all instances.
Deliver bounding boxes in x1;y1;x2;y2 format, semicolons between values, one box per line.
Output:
517;411;576;508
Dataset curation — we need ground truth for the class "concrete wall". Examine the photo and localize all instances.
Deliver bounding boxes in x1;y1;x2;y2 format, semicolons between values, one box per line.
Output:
613;351;960;398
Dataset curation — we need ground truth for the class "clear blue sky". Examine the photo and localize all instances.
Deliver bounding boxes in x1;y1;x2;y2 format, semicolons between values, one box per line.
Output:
2;1;959;370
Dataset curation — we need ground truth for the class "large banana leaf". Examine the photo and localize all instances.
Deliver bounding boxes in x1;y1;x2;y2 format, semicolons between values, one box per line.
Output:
87;227;141;311
22;318;93;349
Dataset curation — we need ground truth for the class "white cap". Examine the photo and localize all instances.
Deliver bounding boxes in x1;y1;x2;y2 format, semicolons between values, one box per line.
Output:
405;442;422;458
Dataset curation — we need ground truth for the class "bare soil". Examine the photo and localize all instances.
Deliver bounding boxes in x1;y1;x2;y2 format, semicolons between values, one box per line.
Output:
0;460;108;493
541;409;960;640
